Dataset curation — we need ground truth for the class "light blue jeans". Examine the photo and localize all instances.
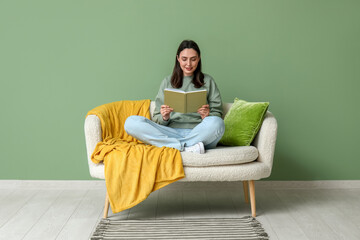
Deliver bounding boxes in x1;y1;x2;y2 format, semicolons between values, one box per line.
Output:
124;116;225;151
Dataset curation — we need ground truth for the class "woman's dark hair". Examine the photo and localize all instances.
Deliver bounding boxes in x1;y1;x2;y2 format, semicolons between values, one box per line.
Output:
171;40;204;88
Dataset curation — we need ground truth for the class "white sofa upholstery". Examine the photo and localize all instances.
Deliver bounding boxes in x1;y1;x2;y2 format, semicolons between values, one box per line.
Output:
84;102;278;217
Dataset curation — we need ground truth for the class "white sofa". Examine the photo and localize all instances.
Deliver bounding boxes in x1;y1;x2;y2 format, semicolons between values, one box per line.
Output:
84;102;278;217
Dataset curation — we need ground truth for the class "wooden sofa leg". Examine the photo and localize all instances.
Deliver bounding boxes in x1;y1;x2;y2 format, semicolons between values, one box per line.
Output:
249;180;256;217
242;181;249;203
103;191;110;218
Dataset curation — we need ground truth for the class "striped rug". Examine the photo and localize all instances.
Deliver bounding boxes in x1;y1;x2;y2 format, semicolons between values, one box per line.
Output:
91;216;269;239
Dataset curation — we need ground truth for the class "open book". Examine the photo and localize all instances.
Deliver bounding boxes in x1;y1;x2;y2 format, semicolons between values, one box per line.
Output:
164;88;207;113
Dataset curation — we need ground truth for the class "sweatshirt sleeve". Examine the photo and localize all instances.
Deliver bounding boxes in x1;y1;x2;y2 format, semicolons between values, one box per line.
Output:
207;76;223;118
152;77;170;125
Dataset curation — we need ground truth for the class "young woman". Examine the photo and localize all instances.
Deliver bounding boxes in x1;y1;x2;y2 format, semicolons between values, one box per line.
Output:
125;40;225;154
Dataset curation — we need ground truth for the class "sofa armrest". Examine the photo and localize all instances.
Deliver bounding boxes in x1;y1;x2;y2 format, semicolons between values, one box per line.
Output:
84;115;103;176
252;111;278;175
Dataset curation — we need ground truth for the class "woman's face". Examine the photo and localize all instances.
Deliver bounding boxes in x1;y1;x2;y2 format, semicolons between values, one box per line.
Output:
177;48;200;76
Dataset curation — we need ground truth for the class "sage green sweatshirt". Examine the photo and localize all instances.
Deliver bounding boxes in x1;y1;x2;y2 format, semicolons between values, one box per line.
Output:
153;74;223;128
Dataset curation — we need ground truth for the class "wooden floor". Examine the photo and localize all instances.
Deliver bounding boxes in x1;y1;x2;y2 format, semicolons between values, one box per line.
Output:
0;181;359;240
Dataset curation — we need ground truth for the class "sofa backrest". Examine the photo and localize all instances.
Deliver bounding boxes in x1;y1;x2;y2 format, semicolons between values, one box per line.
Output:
150;102;232;120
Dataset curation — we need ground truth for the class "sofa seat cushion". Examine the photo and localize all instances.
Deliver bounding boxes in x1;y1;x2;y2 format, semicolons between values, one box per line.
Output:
180;146;258;167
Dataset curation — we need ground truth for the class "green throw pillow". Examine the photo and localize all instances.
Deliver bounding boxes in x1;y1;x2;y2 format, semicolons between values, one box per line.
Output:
219;98;269;146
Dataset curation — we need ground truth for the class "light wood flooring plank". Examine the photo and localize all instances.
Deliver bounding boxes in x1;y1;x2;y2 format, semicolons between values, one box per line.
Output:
0;189;62;240
127;190;159;220
230;187;253;216
256;189;309;240
107;207;131;220
205;188;239;218
298;189;360;240
275;189;339;240
1;181;360;240
22;189;88;240
0;189;38;228
322;189;360;230
0;189;15;200
255;214;280;240
55;188;106;240
183;189;212;218
249;191;281;240
155;187;183;219
230;188;280;240
88;203;106;239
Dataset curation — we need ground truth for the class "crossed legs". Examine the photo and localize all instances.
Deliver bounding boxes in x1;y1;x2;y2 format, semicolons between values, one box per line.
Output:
124;115;225;151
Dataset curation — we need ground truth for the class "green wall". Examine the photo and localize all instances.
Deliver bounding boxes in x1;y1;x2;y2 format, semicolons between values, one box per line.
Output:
1;0;359;180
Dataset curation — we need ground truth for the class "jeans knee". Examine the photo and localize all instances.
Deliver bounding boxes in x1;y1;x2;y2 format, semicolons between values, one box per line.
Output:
124;115;145;134
206;116;225;134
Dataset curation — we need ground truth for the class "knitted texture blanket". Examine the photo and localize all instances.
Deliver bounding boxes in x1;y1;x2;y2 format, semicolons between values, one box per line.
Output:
86;100;184;213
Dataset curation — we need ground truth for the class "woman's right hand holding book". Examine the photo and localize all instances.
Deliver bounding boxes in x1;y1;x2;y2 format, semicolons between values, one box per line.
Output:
161;105;173;121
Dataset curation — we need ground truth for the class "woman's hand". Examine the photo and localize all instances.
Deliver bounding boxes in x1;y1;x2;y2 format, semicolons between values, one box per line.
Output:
160;105;173;121
197;105;210;119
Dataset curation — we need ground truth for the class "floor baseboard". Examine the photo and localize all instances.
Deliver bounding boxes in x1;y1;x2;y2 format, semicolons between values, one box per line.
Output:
0;180;106;189
0;180;359;189
255;180;360;189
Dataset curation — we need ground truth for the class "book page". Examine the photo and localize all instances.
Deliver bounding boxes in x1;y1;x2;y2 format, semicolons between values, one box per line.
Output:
164;88;185;93
186;90;207;113
164;89;186;113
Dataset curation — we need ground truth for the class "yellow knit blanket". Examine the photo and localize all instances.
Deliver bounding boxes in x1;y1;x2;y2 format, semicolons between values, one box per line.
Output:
86;100;185;213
